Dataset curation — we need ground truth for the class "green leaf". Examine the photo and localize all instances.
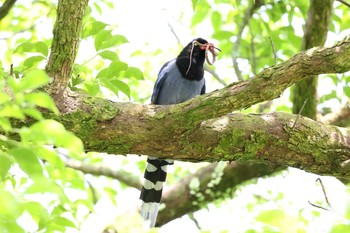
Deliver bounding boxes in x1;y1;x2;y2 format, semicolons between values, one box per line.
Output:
12;69;49;92
82;20;108;38
98;50;119;61
0;117;12;132
0;104;25;119
22;108;43;120
331;223;350;233
14;42;34;53
319;90;337;103
344;86;350;98
0;153;12;180
192;0;199;10
94;30;112;51
19;120;84;154
0;93;11;104
82;81;100;96
36;147;64;168
211;11;221;29
34;42;49;57
25;92;59;114
23;202;49;224
122;67;144;80
14;42;48;57
23;56;46;69
96;61;128;79
52;216;76;228
10;147;44;179
101;79;130;99
94;30;128;51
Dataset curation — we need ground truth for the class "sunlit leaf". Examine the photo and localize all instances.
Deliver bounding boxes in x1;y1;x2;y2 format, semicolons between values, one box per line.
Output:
0;104;26;119
10;147;44;179
95;30;128;51
98;50;119;61
122;67;144;80
25;92;59;114
23;56;46;68
82;20;108;38
0;117;12;132
14;42;34;53
101;78;130;99
82;81;100;96
192;0;199;10
0;153;12;180
344;86;350;98
19;120;84;154
12;69;49;92
34;42;49;57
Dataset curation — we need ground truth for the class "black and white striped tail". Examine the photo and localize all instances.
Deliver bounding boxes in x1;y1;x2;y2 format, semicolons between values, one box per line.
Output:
140;157;174;227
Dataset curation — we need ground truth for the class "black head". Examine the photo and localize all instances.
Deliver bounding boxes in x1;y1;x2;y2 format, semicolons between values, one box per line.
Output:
176;38;208;81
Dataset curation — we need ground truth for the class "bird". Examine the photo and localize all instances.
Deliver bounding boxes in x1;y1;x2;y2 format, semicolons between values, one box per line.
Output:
139;38;219;227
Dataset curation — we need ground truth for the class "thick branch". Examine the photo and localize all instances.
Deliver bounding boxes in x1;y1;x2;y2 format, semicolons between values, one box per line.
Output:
291;0;333;120
45;0;88;99
52;36;350;178
157;161;280;226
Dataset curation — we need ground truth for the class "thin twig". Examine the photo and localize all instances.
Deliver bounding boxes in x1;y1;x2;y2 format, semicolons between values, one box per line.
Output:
65;159;143;190
232;0;265;81
316;178;331;207
249;23;257;75
269;37;277;64
167;22;181;45
188;212;201;230
308;178;332;211
308;200;330;211
292;98;309;129
336;0;350;8
204;65;226;86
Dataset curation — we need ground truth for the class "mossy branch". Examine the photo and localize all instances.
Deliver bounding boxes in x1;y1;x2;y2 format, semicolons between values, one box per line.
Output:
47;28;350;177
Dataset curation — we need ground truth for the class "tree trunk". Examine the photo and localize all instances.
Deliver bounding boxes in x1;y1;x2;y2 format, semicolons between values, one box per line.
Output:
291;0;333;120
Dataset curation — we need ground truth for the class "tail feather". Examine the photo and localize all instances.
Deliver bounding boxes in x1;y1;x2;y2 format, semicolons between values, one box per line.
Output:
140;157;174;227
140;202;159;228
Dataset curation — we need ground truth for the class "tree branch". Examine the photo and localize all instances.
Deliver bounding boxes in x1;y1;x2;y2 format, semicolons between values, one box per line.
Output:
65;159;142;190
291;0;334;120
45;0;89;99
321;100;350;126
0;0;16;21
231;0;264;81
48;36;350;178
157;161;280;226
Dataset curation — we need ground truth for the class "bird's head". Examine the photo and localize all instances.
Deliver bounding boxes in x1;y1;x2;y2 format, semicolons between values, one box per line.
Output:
179;38;208;64
176;38;220;80
178;38;221;65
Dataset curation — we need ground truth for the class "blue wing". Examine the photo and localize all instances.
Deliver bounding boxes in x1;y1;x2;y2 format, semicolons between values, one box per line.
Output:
151;60;172;105
200;82;206;95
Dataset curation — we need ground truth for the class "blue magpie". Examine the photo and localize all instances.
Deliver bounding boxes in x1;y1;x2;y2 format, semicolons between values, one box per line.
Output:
139;38;219;227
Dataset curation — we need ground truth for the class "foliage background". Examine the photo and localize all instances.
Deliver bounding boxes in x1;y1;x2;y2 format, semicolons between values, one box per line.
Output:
0;0;350;232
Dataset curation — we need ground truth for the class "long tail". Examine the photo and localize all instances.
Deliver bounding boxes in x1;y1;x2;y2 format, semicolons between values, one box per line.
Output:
140;157;174;227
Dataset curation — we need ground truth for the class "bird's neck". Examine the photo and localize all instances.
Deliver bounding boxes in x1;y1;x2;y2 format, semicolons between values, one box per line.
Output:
176;56;204;81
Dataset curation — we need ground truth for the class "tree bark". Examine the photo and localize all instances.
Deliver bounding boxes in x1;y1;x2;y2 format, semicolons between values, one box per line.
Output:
291;0;334;120
45;0;89;102
0;0;16;21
